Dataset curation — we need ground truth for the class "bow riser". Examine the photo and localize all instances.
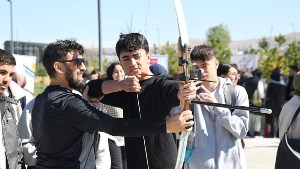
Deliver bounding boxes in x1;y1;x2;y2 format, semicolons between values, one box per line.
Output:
173;0;192;168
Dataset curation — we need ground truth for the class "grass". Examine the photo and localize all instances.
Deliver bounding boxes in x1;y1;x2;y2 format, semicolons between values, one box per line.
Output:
34;76;50;96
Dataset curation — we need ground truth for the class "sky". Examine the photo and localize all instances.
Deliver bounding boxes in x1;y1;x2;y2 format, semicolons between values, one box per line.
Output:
0;0;299;49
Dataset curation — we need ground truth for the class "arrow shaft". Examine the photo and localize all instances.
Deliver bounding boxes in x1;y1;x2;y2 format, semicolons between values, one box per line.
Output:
191;100;272;114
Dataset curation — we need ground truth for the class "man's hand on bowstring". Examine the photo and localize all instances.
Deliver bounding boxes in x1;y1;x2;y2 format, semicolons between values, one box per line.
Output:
166;110;194;133
198;85;218;103
177;81;202;101
119;76;141;92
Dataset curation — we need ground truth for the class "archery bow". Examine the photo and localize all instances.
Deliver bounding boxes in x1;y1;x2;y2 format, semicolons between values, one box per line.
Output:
173;0;192;168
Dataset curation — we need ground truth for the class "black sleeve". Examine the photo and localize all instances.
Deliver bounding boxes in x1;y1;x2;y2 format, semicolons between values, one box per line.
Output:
60;93;166;136
100;91;125;108
86;79;104;98
161;78;180;108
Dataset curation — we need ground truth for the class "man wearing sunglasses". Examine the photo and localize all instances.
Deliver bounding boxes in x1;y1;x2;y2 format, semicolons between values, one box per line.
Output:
59;57;85;68
31;39;194;169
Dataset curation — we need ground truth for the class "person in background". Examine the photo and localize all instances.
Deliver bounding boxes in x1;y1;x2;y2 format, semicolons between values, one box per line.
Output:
90;69;102;80
0;49;23;169
217;63;246;148
285;65;299;101
12;72;35;109
279;71;300;139
244;69;265;137
99;62;127;169
265;68;286;137
149;64;168;76
12;72;26;88
185;45;249;169
217;63;240;85
31;39;193;169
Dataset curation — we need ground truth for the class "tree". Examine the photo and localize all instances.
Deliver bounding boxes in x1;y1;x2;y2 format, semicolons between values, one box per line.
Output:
35;63;47;76
84;49;100;73
258;37;269;50
275;34;286;47
206;24;231;63
283;41;300;73
259;47;282;79
245;48;259;54
258;34;289;79
160;41;177;76
252;34;300;80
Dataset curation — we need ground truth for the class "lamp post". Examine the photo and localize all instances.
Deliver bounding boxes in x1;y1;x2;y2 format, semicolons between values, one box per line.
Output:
7;0;14;54
98;0;103;72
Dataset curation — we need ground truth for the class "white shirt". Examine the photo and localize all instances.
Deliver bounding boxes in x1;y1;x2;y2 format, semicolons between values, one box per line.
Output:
257;79;265;99
95;132;111;169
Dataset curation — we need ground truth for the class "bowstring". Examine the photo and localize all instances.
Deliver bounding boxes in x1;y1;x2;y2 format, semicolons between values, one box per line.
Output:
137;0;151;168
143;0;151;36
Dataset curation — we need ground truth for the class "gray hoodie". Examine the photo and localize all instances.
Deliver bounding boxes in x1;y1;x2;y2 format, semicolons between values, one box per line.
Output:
185;77;249;169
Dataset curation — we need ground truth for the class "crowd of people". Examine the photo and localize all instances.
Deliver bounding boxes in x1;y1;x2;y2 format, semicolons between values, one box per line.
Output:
0;32;299;169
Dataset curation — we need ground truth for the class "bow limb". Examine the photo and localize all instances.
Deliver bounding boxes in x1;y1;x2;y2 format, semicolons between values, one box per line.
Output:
173;0;192;168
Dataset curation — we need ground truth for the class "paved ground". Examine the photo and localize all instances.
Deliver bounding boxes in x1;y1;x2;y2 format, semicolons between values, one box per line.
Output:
244;137;280;169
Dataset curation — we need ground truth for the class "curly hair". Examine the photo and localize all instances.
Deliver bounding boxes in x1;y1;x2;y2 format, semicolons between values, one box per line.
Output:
115;33;149;58
43;39;84;78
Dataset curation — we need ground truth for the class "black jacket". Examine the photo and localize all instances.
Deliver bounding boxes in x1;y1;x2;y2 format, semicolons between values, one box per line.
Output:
32;85;166;169
101;76;180;169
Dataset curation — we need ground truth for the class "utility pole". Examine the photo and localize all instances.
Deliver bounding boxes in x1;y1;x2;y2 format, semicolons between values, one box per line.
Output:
98;0;103;72
7;0;14;53
157;27;160;53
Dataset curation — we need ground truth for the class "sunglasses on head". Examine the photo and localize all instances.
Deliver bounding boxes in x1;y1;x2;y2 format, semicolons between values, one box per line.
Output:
58;58;85;67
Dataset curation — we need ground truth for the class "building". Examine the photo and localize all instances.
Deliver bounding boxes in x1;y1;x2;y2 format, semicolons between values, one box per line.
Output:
4;40;47;64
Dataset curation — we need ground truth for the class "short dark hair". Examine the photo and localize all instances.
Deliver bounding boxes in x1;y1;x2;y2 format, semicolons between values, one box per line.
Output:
43;39;84;78
217;63;234;76
0;49;16;66
115;33;149;58
252;69;262;78
289;65;299;72
270;68;281;81
90;69;100;75
190;45;215;62
106;62;121;80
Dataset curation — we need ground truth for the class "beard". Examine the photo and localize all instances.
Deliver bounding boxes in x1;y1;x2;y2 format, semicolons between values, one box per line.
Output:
65;67;85;91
